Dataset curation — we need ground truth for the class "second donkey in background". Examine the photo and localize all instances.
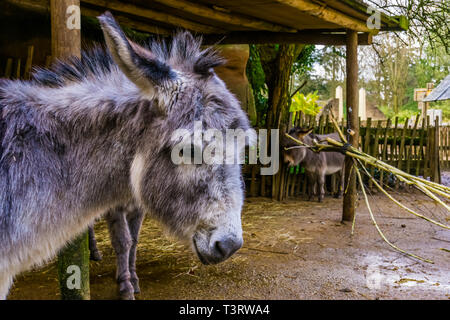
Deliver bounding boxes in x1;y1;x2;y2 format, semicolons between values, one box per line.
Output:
281;128;345;202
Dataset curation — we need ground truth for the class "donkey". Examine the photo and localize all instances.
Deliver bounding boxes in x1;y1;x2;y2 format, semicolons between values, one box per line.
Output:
0;12;253;299
88;202;144;300
281;128;345;202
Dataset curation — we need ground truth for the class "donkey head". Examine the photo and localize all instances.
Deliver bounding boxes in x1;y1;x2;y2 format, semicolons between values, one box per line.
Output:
98;12;253;264
281;127;313;167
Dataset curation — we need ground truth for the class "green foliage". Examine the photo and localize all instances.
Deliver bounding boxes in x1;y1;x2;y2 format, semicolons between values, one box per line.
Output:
292;45;316;76
385;41;450;123
247;45;268;124
430;100;450;122
380;100;450;123
300;76;331;99
289;91;321;124
379;105;420;123
246;44;321;127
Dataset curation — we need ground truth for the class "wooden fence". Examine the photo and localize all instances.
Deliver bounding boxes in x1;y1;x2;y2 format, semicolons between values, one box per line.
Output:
1;45;41;79
243;112;441;199
439;125;450;170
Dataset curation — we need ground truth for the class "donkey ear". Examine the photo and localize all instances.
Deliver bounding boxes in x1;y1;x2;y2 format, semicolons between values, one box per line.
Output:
98;12;175;92
296;128;313;139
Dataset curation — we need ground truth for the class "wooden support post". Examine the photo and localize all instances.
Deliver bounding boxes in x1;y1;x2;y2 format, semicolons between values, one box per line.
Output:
342;30;359;222
57;234;90;300
431;116;441;183
51;0;90;300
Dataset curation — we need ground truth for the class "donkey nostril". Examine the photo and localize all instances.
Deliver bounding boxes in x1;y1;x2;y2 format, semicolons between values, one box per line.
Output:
214;241;226;258
213;237;243;260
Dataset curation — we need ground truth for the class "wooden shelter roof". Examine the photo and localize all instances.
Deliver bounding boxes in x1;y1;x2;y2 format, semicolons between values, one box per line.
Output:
423;75;450;102
7;0;408;45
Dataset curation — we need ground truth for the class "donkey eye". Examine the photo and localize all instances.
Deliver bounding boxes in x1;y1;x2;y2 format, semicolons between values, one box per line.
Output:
207;95;223;106
179;144;198;159
179;145;191;158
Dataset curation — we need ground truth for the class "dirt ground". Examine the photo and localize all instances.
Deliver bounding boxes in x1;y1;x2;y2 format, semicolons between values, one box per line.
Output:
8;188;450;300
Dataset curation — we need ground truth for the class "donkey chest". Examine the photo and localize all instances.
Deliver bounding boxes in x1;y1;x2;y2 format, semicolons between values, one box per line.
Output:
15;206;109;274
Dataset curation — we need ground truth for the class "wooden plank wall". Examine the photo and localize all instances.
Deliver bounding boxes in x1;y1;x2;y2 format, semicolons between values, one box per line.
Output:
1;45;41;79
243;112;442;198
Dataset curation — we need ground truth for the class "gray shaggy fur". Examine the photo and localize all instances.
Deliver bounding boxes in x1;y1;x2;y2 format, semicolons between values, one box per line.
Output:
0;12;250;299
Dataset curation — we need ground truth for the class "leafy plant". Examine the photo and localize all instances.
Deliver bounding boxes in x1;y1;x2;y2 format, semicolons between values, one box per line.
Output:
289;91;321;124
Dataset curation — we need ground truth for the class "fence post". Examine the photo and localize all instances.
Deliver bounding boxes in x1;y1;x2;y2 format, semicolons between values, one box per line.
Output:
342;30;359;222
51;0;90;300
431;116;441;183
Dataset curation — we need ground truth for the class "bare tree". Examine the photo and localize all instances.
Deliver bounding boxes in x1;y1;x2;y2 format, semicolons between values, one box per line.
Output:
367;0;449;53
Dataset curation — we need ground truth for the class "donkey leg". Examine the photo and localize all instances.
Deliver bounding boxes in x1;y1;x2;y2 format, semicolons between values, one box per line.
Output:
88;225;102;261
0;272;13;300
126;205;145;294
337;161;346;198
306;172;315;201
106;208;135;300
334;170;343;198
318;173;325;202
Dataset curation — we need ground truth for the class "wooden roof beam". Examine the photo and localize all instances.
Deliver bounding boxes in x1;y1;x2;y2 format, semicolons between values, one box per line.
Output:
275;0;377;33
81;0;223;33
4;0;172;35
203;31;373;45
152;0;297;33
338;0;408;31
81;7;171;35
5;0;50;14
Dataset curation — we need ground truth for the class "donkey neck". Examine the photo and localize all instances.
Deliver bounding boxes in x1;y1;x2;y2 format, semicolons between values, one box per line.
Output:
1;70;164;144
0;73;160;212
4;69;139;115
299;135;323;165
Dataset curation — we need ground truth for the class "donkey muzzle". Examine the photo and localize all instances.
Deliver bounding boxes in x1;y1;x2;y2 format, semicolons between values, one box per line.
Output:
194;235;243;265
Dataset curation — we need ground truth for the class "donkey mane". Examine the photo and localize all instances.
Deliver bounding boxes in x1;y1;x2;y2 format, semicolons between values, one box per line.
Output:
32;46;113;88
32;31;225;88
